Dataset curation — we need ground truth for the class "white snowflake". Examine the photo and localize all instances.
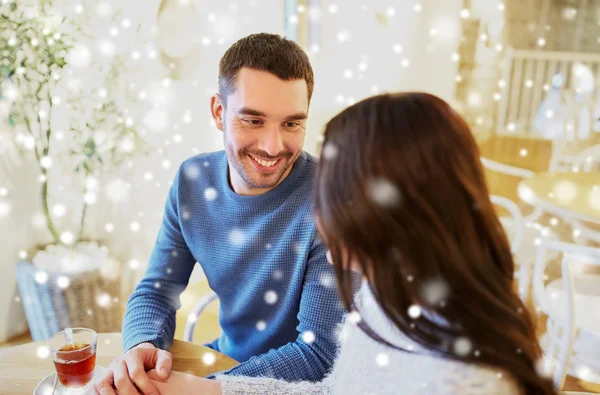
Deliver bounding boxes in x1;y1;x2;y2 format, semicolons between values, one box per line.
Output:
535;357;553;378
35;271;49;284
96;293;111;308
129;221;141;232
60;231;74;245
273;270;283;280
171;251;179;257
187;313;198;323
420;278;450;305
302;331;316;344
407;304;422;319
229;228;246;246
128;259;140;270
56;276;70;289
153;282;161;289
348;311;362;324
184;164;201;179
204;188;217;201
256;320;267;331
266;243;272;249
293;242;303;254
36;345;50;359
264;290;278;305
376;353;389;367
322;142;338;160
452;337;472;356
319;273;335;288
367;178;401;207
202;352;216;365
181;210;191;221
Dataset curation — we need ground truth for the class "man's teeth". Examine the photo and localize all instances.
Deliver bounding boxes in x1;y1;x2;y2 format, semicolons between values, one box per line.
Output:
252;156;278;167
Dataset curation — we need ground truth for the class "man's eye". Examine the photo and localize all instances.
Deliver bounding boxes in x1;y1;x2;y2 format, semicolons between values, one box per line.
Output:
285;122;299;128
243;119;262;125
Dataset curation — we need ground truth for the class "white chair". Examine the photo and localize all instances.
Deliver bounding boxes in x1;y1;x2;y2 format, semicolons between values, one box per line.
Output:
572;144;600;173
569;144;600;245
483;159;561;301
532;240;600;390
183;291;218;342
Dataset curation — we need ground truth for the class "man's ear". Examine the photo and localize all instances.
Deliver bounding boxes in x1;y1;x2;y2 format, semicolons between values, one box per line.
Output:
210;93;224;132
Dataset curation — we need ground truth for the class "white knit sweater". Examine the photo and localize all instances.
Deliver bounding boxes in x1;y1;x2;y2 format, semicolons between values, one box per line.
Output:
216;281;522;394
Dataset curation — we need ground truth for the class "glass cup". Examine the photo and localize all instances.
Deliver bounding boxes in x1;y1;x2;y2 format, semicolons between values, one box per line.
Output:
49;328;98;391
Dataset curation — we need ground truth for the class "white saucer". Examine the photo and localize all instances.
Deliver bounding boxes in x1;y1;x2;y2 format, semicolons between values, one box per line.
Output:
34;366;107;394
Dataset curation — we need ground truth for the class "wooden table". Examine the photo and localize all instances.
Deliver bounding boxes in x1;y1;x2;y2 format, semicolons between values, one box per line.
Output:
518;172;600;224
0;333;238;395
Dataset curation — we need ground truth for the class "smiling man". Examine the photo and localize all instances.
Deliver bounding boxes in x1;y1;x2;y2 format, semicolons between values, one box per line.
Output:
96;33;346;395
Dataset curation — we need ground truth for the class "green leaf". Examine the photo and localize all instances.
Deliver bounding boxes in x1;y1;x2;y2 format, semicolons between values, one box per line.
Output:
83;138;96;158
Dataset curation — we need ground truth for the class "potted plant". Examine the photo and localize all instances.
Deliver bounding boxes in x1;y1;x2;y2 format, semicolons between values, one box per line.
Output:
1;0;148;340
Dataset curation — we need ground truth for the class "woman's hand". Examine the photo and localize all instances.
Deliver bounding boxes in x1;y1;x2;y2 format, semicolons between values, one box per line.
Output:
147;370;222;395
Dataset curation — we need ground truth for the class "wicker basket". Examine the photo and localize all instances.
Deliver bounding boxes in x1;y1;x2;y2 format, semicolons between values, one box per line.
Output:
16;259;122;341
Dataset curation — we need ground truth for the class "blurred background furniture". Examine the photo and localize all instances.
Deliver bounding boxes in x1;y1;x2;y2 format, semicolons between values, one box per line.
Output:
532;240;600;391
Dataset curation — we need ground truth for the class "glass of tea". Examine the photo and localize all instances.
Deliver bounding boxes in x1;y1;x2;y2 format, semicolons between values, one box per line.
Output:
48;328;97;391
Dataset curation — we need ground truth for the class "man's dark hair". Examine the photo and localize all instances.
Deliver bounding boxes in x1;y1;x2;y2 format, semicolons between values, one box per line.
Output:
218;33;314;106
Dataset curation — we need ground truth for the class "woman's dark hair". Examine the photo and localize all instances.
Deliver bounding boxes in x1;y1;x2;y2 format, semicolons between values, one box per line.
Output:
315;92;555;394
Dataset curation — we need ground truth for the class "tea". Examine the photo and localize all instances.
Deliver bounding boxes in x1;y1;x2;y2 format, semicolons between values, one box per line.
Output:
53;342;97;388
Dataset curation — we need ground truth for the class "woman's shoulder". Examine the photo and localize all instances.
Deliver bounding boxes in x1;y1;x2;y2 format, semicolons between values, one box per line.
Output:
422;359;523;395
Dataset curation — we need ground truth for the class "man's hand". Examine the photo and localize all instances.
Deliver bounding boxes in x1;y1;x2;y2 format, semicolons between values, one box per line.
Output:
95;342;173;395
147;370;222;395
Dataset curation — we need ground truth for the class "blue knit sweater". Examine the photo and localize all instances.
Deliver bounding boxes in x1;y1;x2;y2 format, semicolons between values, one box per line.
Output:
122;150;346;381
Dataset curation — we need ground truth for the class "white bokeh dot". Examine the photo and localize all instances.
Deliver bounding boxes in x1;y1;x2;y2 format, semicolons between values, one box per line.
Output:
36;345;50;359
229;228;246;246
35;271;49;284
204;188;217;201
302;331;316;344
202;352;216;365
376;352;389;367
348;311;362;324
256;320;267;331
322;142;338;160
264;290;278;305
408;304;422;319
453;337;472;356
367;178;401;207
57;276;70;289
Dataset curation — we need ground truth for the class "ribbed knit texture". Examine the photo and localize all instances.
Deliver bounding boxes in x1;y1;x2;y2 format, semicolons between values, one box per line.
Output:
122;150;346;381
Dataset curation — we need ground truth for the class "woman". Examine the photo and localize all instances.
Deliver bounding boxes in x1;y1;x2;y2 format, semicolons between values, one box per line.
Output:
146;93;556;394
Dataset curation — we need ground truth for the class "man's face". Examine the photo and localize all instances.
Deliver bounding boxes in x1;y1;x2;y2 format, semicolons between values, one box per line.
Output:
211;68;308;195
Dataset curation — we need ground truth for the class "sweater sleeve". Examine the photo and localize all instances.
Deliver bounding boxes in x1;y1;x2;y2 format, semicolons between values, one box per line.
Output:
121;166;197;352
207;233;347;381
217;375;331;395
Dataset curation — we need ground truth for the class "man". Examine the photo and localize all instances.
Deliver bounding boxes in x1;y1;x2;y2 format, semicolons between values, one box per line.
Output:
96;33;346;395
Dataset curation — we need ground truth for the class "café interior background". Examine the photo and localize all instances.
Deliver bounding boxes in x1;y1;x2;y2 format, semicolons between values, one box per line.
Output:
1;0;599;352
